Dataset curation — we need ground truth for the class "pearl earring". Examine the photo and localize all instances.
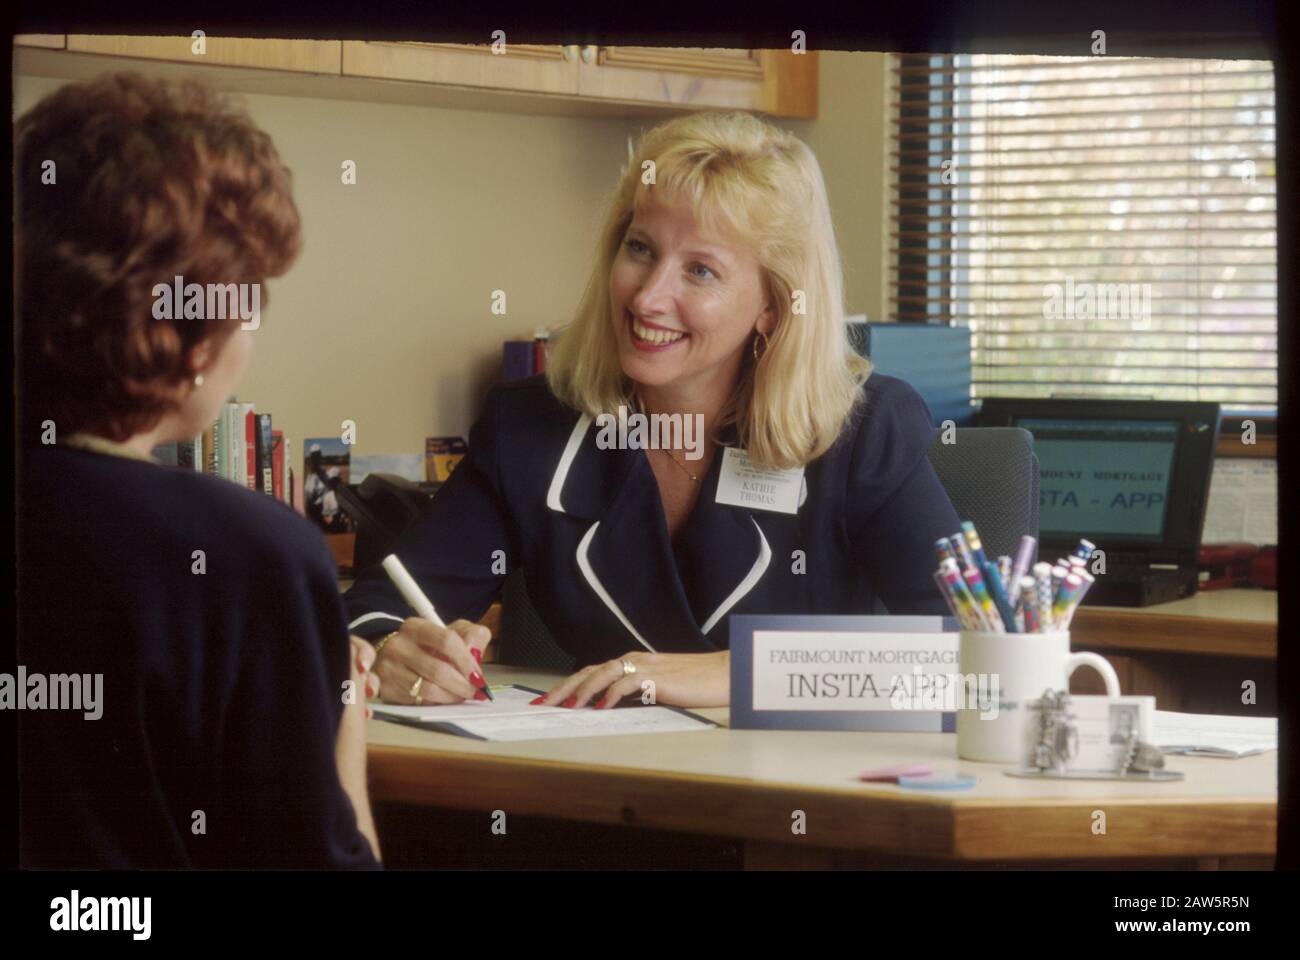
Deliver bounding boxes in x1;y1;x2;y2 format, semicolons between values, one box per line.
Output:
193;373;205;387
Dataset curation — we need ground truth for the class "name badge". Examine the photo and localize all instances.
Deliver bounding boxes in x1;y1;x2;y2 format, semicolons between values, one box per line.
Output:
715;447;805;515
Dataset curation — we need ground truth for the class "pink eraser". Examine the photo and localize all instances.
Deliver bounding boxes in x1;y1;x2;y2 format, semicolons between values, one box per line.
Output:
859;763;936;782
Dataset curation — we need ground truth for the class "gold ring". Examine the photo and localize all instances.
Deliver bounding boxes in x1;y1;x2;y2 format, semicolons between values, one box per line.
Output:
621;659;637;677
409;676;424;701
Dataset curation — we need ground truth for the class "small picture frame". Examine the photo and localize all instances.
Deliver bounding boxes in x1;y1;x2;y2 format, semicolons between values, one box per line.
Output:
1025;693;1156;773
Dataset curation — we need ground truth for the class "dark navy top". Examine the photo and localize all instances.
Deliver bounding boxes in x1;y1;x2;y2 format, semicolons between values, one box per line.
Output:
344;373;960;666
17;443;379;869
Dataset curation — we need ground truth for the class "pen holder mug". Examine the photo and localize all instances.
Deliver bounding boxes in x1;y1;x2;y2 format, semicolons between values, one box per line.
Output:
956;630;1121;764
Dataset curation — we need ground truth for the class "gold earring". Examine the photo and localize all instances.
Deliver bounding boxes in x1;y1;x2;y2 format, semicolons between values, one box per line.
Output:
752;330;769;362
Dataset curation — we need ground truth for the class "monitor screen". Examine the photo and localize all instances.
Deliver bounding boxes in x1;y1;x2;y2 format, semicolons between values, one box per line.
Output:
1015;418;1180;541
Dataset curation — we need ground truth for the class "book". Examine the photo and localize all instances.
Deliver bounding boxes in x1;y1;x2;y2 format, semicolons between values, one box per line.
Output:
255;414;274;496
202;422;217;475
533;330;550;374
425;437;468;482
503;340;534;380
240;403;257;491
221;403;238;483
283;436;293;507
271;430;285;502
213;410;225;479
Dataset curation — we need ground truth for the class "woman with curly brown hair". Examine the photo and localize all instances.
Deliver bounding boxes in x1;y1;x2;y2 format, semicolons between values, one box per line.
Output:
15;72;380;868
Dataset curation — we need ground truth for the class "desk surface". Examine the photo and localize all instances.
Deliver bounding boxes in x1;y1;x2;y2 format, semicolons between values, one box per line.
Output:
367;666;1276;862
1071;588;1276;659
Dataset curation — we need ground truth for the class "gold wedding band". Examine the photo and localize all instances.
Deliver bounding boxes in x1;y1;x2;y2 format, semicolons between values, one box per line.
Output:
621;659;637;677
409;676;424;701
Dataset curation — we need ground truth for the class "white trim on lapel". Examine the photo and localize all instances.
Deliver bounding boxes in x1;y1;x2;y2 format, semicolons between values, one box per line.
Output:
699;517;771;635
575;521;657;652
348;611;405;632
546;414;593;514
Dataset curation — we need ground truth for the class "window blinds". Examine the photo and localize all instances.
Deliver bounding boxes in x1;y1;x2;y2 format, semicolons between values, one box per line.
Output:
890;53;1277;411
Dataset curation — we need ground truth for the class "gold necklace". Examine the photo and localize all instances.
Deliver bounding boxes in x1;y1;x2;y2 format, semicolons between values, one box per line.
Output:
659;448;700;482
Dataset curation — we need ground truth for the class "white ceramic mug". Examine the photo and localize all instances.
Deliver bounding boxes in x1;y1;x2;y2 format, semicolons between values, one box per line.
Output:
956;630;1121;764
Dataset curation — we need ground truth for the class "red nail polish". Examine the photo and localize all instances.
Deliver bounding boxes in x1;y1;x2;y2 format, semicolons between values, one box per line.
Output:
471;648;482;662
470;672;486;688
594;697;607;709
475;689;488;701
561;696;577;708
530;696;546;705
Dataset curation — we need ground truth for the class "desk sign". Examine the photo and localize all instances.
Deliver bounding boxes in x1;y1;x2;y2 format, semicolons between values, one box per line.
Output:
730;615;960;731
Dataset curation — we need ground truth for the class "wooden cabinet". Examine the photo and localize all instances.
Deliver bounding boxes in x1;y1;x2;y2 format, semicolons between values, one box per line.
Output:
24;36;817;118
343;41;579;96
65;36;341;74
343;41;816;117
579;46;816;117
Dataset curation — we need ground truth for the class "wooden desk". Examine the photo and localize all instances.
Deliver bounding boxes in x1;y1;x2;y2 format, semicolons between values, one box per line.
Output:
1072;589;1276;659
1067;589;1276;714
367;666;1276;869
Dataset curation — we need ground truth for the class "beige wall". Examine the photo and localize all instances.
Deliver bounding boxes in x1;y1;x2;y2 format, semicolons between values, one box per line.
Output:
14;54;889;459
794;51;891;327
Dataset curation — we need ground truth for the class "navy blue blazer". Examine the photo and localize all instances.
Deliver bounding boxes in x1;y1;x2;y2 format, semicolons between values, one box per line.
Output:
344;373;961;666
18;444;379;869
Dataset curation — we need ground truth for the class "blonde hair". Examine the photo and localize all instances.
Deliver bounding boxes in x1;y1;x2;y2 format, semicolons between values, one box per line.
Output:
545;111;872;469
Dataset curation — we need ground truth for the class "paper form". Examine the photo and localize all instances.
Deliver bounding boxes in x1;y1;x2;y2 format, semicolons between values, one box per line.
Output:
1154;710;1277;758
372;684;716;741
373;684;553;721
1202;459;1277;545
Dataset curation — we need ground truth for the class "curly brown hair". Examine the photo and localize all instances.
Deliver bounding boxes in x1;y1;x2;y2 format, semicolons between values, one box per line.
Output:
16;72;302;443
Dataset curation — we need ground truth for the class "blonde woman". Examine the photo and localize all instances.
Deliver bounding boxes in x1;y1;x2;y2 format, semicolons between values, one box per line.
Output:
345;111;961;709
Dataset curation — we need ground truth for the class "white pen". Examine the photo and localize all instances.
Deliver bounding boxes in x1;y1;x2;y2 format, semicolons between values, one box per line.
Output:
381;554;446;627
381;554;492;700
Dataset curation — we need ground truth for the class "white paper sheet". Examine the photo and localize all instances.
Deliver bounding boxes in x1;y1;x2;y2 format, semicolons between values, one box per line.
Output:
1154;710;1277;758
372;684;715;741
1202;459;1277;545
450;707;715;741
372;684;550;721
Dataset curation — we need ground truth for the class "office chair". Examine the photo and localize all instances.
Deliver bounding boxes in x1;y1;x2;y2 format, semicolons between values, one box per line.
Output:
926;427;1039;561
494;426;1040;668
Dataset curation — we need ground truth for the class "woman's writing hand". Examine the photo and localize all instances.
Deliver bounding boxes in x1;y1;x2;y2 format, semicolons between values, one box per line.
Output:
362;619;491;704
533;650;729;710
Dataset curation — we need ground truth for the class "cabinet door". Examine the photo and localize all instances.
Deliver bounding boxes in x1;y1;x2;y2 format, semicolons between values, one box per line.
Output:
65;36;342;74
15;35;66;49
577;47;816;117
342;42;579;96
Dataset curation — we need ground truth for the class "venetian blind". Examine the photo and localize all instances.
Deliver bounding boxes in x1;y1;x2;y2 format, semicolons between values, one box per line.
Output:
890;53;1277;411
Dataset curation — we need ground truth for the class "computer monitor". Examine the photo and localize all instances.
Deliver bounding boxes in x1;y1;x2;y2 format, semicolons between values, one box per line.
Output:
977;399;1220;565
